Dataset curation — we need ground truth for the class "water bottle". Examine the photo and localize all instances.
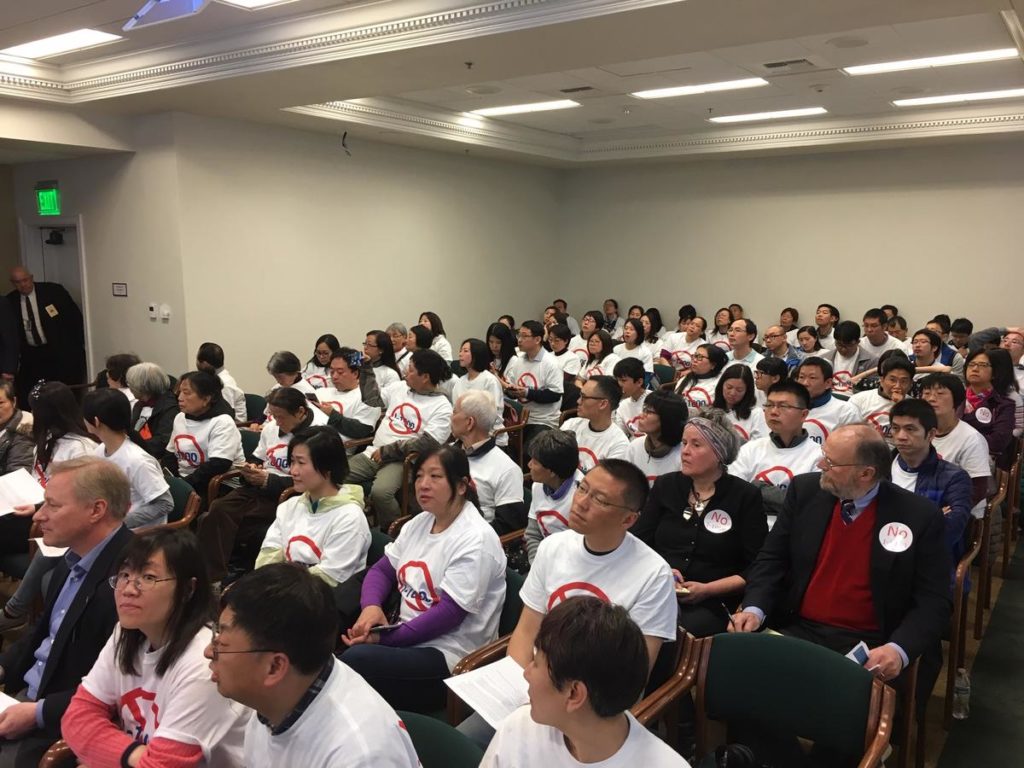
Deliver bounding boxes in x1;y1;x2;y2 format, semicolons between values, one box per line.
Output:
953;667;971;720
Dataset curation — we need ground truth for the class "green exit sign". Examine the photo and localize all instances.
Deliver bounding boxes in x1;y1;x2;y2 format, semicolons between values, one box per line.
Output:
35;185;61;216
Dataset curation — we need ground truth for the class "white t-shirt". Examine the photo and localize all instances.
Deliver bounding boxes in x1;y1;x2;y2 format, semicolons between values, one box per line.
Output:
659;334;703;372
93;440;169;513
218;369;248;423
579;354;621;381
847;389;896;439
315;386;381;441
616;344;653;374
551;350;582;378
469;445;525;523
831;352;859;397
373;382;453;449
677;375;720;410
707;331;731;351
522;530;676;641
625;440;682;486
725;349;764;372
483;706;689;768
728;435;821;491
560;417;630;474
35;434;95;485
431;335;454;361
804;396;863;445
394;349;412;376
167;413;245;477
933;421;992;480
373;365;401;391
385;502;507;670
726;407;768;442
504;350;564;429
614;392;648;439
817;327;836;350
528;472;581;539
114;386;139;413
302;362;330;390
82;626;248;766
254;412;325;476
568;336;589;362
246;657;418;768
860;335;903;357
262;493;370;585
890;459;918;492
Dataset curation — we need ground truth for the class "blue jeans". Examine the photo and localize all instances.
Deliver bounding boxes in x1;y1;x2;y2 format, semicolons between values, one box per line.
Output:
340;644;449;713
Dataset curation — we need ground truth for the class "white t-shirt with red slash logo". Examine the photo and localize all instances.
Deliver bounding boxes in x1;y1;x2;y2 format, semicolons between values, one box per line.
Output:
520;530;677;641
614;392;648;439
560;417;630;474
504;349;564;429
678;375;721;410
35;434;95;485
625;440;682;487
303;362;330;390
804;396;862;445
93;440;168;513
660;333;704;372
385;502;507;670
728;434;821;492
528;471;582;539
167;414;245;478
81;626;249;765
315;386;381;440
373;381;453;449
254;408;330;476
848;388;896;439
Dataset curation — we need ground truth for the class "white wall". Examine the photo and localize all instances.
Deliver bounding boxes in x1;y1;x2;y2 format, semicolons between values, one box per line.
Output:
557;139;1024;334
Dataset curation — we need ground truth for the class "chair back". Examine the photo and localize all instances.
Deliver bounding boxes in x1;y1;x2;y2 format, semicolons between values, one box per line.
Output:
368;528;393;567
699;633;879;761
653;363;675;386
166;476;198;525
498;568;526;636
240;429;261;463
397;710;484;768
244;393;267;423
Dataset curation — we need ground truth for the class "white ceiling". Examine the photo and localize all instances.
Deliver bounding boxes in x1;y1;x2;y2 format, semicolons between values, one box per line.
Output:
0;0;1022;164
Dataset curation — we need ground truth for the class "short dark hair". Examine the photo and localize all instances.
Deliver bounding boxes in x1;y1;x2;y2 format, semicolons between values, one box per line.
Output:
83;388;132;433
642;390;688;446
817;303;840;321
329;347;366;373
553;298;567;309
767;380;810;410
891;398;938;433
918;372;966;409
912;329;942;355
966;348;1016;395
713;365;756;420
587;375;622;410
594;458;648;512
178;369;223;401
222;563;338;675
587;330;616;363
951;317;974;336
734;318;757;337
780;307;799;324
677;304;697;322
834;320;862;344
266;351;302;376
535;596;648;718
929;315;952;334
755;355;789;380
795;356;833;380
410;324;434;350
409;349;449;384
521;320;544;339
879;354;914;379
412;445;479;508
700;344;729;376
529;428;579;480
729;303;744;313
196;342;225;369
863;308;888;325
266;386;312;415
288;426;348;484
887;315;907;332
460;338;492;373
603;298;619;310
548;324;573;344
498;314;516;328
880;304;899;317
419;311;447;337
105;353;141;385
612;357;644;382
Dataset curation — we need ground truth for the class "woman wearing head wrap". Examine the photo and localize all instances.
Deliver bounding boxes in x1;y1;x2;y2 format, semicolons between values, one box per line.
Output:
631;408;768;637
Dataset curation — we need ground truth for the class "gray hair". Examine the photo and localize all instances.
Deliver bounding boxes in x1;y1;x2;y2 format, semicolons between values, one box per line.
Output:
689;407;741;465
386;322;408;336
125;362;170;400
49;455;130;521
456;390;498;428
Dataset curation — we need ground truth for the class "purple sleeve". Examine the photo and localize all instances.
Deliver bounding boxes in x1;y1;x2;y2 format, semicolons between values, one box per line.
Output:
379;591;469;647
361;557;397;609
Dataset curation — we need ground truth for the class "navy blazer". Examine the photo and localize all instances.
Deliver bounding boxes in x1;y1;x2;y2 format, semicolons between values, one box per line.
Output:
742;474;951;662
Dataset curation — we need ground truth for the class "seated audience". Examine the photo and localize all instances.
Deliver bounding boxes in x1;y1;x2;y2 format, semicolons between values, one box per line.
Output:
707;308;732;350
634;410;767;637
910;328;965;380
612;358;648;438
753;356;788;402
725;319;763;370
207;564;419;767
779;307;800;344
713;364;766;442
601;299;625;340
0;379;34;477
363;330;402;390
761;325;800;370
195;342;247;423
675;343;728;408
625;390;687;486
104;353;142;411
486;321;518;377
949;317;974;357
847;354;914;438
577;330;620;384
999;327;1024;393
303;334;340;389
561;376;630;473
525;430;581;563
387;322;412;375
616;319;653;374
265;351;317;399
546;324;583;410
814;303;840;350
62;530;248;767
569;310;603;361
962;347;1017;469
660;315;706;372
343;446;506;713
860;308;903;357
314;348;382;444
127;363;180;459
451;390;525;534
419;311;453;361
822;320;877;398
257;427;370;586
481;596;688;768
452;338;506;442
794;357;862;445
502;321;564;450
887;314;910;347
0;457;133;767
552;298;580;335
795;324;824;358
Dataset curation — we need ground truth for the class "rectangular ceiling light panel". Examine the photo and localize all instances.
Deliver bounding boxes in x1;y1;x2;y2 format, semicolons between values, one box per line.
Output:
893;87;1024;107
1;29;122;59
708;106;827;123
470;100;581;116
843;48;1019;76
631;77;769;99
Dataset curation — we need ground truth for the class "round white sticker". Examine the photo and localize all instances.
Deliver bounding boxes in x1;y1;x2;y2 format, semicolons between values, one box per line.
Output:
704;509;733;534
975;407;992;425
879;522;914;553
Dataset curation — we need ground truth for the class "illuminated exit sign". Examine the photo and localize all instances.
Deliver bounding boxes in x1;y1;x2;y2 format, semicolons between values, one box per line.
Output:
35;182;60;216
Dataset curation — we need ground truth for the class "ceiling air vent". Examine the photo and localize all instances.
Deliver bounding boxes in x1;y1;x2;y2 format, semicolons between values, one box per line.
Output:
560;86;595;94
762;58;818;74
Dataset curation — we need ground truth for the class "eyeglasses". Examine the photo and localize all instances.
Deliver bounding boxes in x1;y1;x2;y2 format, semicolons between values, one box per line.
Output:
818;449;866;470
691;354;709;362
574;480;633;512
209;626;278;661
966;362;991;370
763;333;783;340
363;342;378;348
517;333;536;340
641;406;658;414
579;394;608;401
763;401;803;412
108;573;176;592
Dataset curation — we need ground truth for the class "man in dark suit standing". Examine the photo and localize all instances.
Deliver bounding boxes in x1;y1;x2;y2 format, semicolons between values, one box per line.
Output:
7;266;86;408
0;456;132;767
731;424;951;684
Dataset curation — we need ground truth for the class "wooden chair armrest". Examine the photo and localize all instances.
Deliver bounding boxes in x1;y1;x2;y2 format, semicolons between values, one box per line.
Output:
207;470;242;503
344;437;374;451
388;515;413;538
499;529;526;549
39;739;76;768
632;632;700;726
857;681;896;768
452;635;512;676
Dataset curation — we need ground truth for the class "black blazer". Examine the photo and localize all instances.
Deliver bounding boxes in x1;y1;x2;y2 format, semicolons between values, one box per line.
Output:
0;525;133;736
742;474;951;662
6;282;85;356
0;298;19;376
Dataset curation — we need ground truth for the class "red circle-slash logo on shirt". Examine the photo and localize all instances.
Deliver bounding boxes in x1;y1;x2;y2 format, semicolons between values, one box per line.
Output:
306;374;328;389
832;371;852;391
517;372;538;389
578;446;599;473
733;424;750;440
398;560;439;612
120;688;159;740
320;400;343;414
266;443;289;472
685;386;712;408
285;535;323;564
627;414;643;435
672;349;693;369
547;581;611;610
536;510;570;537
173;435;205;467
866;411;892;437
388;403;422;435
754;465;795;487
804;418;829;445
713;340;732;351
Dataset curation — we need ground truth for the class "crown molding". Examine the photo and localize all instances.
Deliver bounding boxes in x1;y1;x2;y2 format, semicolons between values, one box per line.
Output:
0;0;681;103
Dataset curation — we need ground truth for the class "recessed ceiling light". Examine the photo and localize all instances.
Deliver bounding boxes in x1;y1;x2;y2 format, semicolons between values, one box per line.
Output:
631;77;769;100
0;28;122;59
465;85;502;95
217;0;299;8
709;106;827;124
469;100;580;116
842;48;1018;76
892;87;1024;107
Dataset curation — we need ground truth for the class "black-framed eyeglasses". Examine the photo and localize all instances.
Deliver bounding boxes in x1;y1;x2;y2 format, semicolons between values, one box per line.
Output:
764;401;803;411
691;354;709;362
579;394;608;401
209;626;279;660
108;573;176;592
574;480;633;512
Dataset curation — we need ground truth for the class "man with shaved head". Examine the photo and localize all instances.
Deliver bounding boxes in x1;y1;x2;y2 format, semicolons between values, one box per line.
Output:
6;266;85;407
732;424;950;686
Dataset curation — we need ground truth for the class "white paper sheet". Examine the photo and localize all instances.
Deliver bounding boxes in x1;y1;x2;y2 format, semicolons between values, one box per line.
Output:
0;691;19;715
443;655;529;729
0;468;45;516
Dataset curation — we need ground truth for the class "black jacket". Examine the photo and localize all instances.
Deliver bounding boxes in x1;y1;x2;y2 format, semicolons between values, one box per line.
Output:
130;389;180;459
6;282;85;366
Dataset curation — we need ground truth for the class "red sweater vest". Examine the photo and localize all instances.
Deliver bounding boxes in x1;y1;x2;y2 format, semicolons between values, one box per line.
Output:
800;500;880;632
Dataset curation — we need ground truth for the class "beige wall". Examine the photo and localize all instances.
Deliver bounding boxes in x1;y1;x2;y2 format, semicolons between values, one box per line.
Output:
557;139;1024;334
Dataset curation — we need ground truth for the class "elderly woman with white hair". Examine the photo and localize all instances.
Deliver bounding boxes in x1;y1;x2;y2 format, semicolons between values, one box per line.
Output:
126;362;180;460
632;408;768;637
